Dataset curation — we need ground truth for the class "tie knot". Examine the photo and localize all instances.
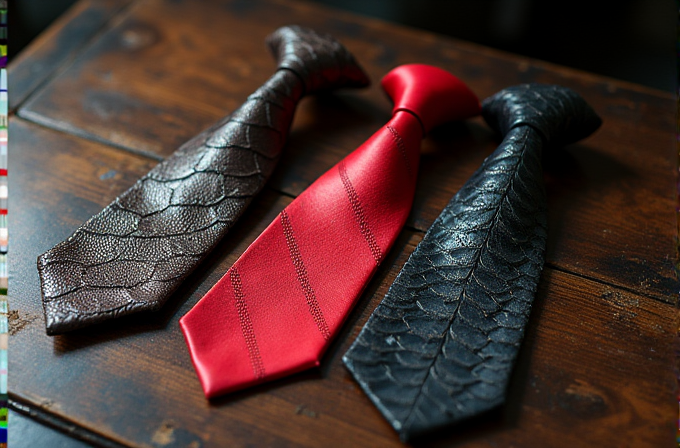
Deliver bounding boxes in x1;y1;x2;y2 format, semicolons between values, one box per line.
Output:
481;84;602;145
267;26;370;94
381;64;480;134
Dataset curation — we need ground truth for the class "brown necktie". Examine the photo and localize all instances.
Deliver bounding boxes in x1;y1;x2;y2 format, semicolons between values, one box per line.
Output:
37;26;369;335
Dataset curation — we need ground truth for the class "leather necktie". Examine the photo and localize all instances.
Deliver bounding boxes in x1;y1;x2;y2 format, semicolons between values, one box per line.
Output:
180;64;481;398
343;84;601;441
37;26;369;335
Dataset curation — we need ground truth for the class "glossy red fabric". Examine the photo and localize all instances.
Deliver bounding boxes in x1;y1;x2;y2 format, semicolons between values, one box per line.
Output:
180;64;481;398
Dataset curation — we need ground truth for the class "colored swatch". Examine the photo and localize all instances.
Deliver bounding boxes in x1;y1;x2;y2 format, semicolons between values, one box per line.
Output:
0;20;6;442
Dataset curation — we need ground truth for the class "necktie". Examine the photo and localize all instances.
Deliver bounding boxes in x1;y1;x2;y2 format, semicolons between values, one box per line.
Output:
37;26;369;335
343;84;602;441
180;64;481;398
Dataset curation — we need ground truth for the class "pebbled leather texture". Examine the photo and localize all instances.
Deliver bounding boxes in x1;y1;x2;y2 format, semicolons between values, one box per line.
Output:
37;25;369;335
179;65;481;399
343;84;601;441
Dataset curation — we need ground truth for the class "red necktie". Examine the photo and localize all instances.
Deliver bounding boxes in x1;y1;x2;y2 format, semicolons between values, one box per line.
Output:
180;64;481;398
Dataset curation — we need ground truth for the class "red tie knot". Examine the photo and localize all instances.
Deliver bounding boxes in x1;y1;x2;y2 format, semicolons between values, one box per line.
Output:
382;64;481;134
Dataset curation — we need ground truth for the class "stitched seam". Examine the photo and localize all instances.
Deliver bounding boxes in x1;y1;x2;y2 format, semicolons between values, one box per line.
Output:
230;267;266;379
387;125;413;177
338;161;383;266
280;209;331;340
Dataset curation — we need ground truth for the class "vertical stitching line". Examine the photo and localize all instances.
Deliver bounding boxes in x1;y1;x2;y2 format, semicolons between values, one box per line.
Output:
387;125;413;177
280;209;331;340
229;267;266;379
338;161;383;266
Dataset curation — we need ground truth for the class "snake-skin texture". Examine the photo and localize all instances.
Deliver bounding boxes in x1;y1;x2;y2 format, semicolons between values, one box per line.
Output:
343;84;601;441
37;25;369;335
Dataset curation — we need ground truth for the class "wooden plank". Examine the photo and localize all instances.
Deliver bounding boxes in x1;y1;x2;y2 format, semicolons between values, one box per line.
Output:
9;118;676;447
9;409;117;448
14;0;676;302
8;0;136;110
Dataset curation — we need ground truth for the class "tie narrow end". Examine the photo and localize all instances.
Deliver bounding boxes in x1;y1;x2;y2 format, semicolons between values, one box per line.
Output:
381;64;481;134
481;83;602;145
266;25;370;94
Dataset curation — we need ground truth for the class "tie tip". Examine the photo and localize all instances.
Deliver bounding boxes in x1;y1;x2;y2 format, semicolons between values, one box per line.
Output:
41;303;96;335
343;344;509;441
182;309;327;399
180;312;268;399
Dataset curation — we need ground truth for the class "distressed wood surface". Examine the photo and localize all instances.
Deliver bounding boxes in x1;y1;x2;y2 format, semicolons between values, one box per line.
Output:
9;409;102;448
9;0;677;446
8;0;136;110
15;0;676;302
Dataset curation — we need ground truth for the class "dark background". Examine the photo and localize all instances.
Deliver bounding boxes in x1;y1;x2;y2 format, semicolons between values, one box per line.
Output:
9;0;677;92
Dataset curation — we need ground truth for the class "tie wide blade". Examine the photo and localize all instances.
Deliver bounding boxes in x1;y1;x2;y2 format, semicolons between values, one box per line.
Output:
343;84;601;441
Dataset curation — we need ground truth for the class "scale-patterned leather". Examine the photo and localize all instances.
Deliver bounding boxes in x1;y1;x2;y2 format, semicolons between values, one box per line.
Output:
343;84;601;441
37;26;369;335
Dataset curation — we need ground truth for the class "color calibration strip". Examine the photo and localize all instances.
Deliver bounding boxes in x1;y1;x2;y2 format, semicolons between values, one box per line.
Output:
0;0;7;444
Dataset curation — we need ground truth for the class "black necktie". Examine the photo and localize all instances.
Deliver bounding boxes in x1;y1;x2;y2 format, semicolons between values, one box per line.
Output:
343;84;602;441
37;25;369;335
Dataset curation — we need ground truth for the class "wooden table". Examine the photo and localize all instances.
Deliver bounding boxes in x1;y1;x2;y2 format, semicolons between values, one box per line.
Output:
8;0;677;446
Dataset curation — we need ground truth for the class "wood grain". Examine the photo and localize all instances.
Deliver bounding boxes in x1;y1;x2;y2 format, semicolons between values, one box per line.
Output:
9;410;95;448
8;0;135;110
8;118;676;447
16;0;676;303
9;0;678;446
